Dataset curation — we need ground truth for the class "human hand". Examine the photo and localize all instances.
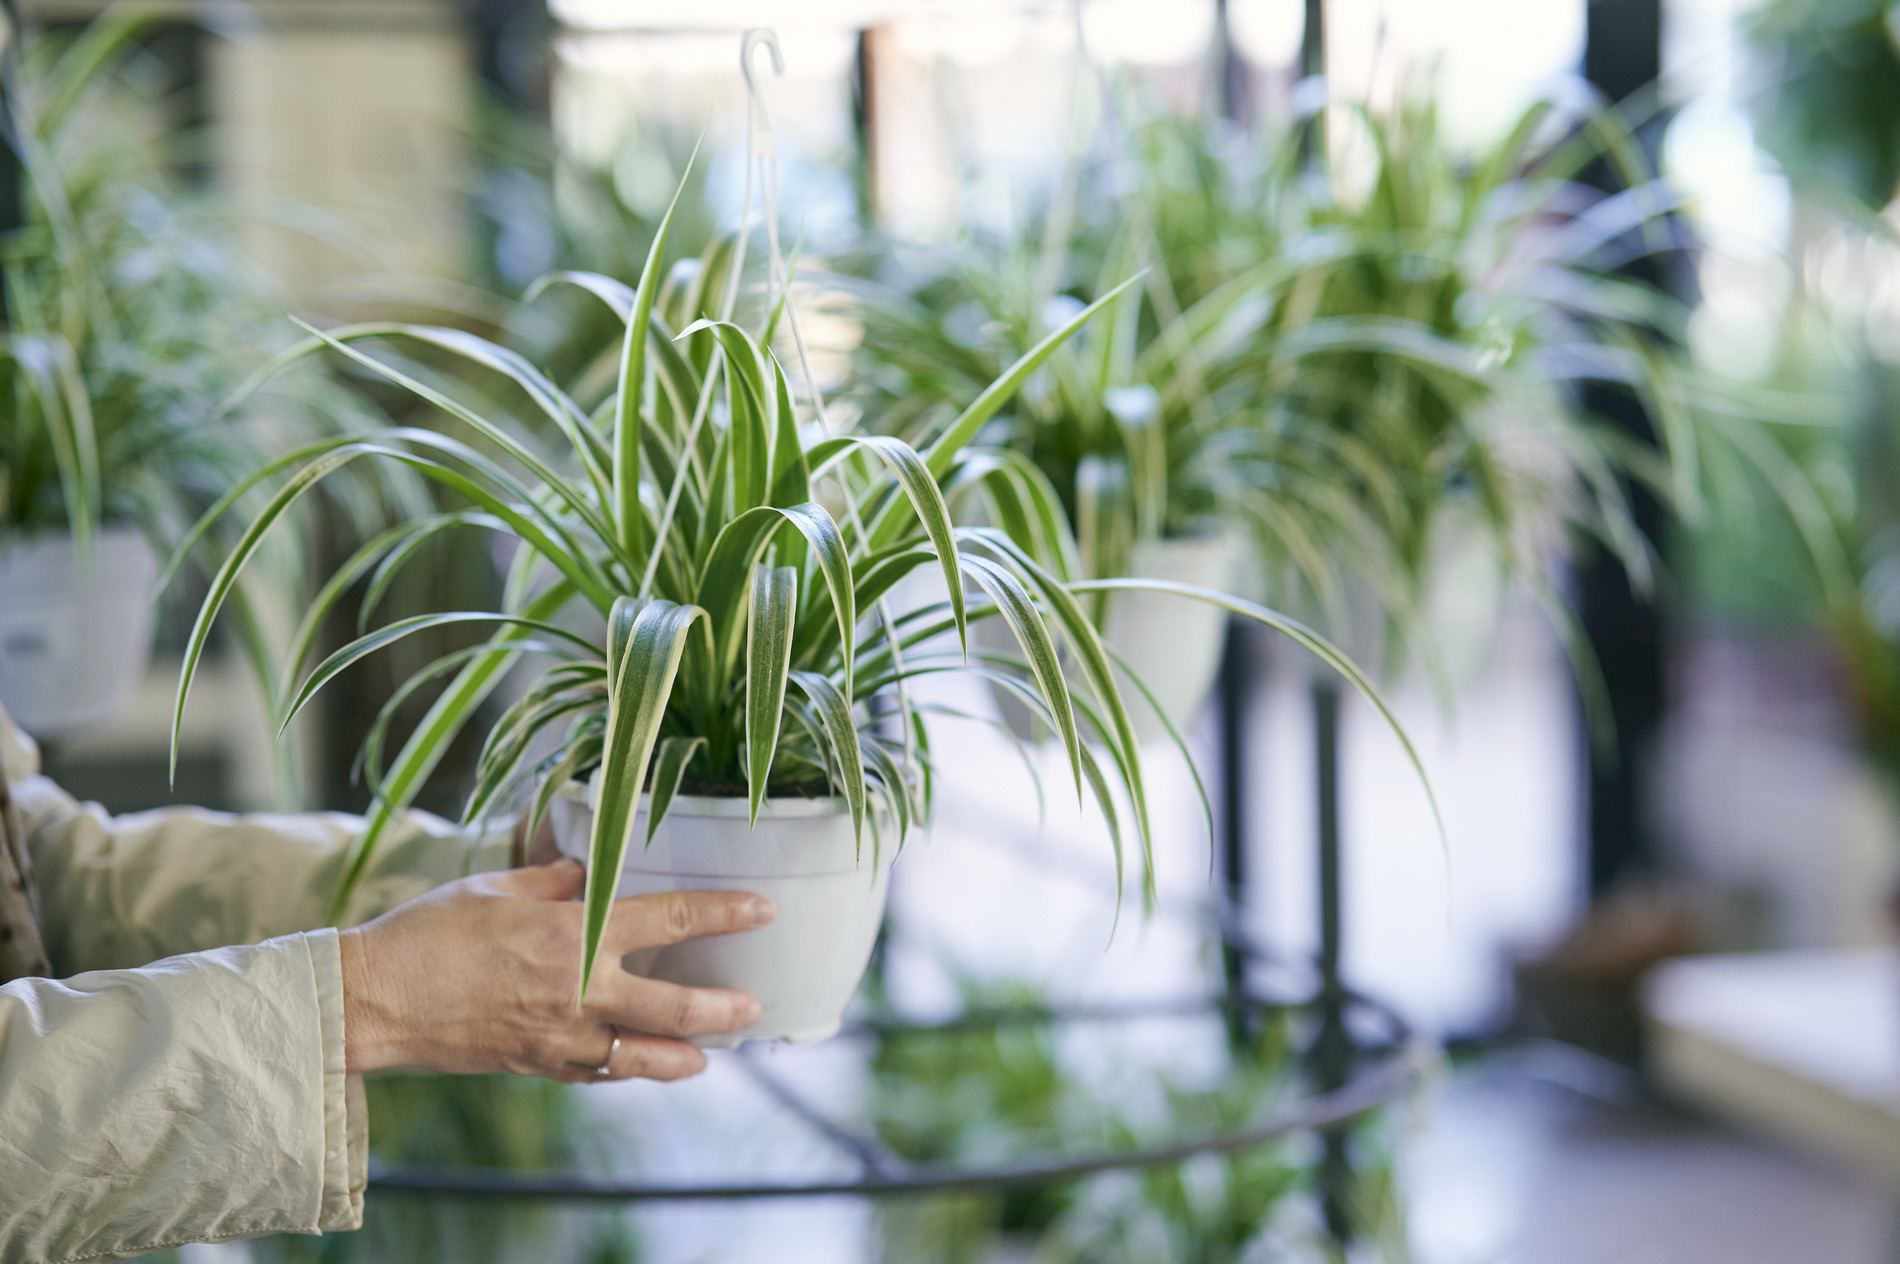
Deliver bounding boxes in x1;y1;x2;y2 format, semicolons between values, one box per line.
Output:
337;859;770;1082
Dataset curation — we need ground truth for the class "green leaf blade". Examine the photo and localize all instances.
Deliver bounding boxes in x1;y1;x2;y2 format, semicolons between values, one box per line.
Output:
581;597;711;1003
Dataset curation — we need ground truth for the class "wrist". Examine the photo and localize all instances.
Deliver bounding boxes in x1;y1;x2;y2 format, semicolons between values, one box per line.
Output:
338;926;404;1073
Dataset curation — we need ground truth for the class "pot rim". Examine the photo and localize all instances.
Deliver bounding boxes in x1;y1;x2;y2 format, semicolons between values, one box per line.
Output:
555;778;850;819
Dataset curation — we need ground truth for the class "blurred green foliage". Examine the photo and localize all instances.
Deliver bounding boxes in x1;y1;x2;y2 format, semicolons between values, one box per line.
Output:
1747;0;1900;209
0;10;400;552
846;85;1693;683
869;985;1389;1263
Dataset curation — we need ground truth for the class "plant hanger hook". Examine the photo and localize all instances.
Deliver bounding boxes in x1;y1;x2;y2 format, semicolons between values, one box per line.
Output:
741;27;783;157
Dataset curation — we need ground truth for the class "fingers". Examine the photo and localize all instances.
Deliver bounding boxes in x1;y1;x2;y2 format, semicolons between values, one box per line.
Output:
608;888;774;952
593;973;762;1041
486;857;585;902
554;1027;707;1084
602;1033;708;1082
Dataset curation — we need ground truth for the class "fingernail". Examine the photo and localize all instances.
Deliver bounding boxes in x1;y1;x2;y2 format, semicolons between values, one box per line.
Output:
745;896;775;927
739;997;763;1025
558;857;583;873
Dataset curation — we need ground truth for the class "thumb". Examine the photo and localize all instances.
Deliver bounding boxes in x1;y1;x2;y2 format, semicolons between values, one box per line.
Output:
492;857;585;901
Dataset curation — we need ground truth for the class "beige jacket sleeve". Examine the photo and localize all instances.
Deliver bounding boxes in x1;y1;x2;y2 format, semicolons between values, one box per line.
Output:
0;705;514;1263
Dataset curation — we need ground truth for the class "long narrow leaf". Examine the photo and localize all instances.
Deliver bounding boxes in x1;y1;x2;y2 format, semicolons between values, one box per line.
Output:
788;670;867;852
646;736;706;846
582;597;712;1001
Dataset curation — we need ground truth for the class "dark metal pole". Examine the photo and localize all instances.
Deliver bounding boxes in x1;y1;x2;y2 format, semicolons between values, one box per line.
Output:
1294;0;1352;1244
1300;0;1325;79
1580;0;1669;898
1310;677;1353;1243
1213;0;1250;124
852;28;878;232
1217;615;1252;1044
1298;0;1326;161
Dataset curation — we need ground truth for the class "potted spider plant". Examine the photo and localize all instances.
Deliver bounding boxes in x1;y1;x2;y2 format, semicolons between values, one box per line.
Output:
1241;88;1688;676
0;9;399;738
171;138;1422;1044
858;86;1696;718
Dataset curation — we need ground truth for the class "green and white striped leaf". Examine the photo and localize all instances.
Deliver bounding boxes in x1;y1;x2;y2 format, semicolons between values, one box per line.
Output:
582;597;711;1002
646;736;706;847
788;670;867;852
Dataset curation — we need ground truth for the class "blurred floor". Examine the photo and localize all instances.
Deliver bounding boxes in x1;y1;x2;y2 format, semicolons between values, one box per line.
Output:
1405;1049;1893;1264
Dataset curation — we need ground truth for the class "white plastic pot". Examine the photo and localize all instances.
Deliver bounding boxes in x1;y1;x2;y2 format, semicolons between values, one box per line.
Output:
984;528;1244;746
0;527;159;738
551;784;893;1048
1104;530;1245;744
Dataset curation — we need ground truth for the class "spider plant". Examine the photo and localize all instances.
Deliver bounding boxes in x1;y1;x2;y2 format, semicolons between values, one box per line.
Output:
851;89;1697;688
1252;87;1692;661
171;143;1431;997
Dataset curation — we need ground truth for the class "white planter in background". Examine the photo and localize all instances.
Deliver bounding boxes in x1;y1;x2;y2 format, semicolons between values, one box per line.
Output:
984;528;1245;746
1104;529;1246;744
0;527;159;738
552;784;894;1048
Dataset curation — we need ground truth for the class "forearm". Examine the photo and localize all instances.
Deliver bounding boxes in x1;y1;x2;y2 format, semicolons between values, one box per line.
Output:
0;931;363;1263
16;777;514;975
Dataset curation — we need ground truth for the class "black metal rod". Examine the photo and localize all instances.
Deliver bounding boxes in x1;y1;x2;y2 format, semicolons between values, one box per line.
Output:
1580;0;1669;899
1213;0;1250;123
851;26;877;230
1310;677;1354;1243
734;1048;907;1180
1217;615;1251;1034
368;1039;1435;1205
1300;0;1324;78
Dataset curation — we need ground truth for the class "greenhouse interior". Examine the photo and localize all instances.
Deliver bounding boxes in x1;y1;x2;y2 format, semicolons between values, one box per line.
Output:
0;0;1895;1260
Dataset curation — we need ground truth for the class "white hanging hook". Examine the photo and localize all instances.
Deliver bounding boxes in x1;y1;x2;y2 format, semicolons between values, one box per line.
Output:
740;28;783;157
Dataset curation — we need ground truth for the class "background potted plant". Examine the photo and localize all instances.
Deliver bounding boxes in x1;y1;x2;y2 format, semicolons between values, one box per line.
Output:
0;9;403;739
1241;89;1686;683
850;87;1706;729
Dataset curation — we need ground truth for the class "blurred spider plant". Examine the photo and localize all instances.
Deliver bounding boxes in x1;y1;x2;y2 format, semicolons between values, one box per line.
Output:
471;95;720;383
0;8;403;557
842;112;1324;591
1265;88;1696;661
849;89;1700;685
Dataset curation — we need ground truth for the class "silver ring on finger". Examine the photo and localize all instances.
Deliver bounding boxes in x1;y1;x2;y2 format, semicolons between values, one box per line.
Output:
594;1027;621;1079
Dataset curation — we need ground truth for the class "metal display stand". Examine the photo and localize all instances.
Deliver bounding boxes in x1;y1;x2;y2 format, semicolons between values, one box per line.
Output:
1215;618;1360;1245
371;616;1413;1228
369;992;1427;1205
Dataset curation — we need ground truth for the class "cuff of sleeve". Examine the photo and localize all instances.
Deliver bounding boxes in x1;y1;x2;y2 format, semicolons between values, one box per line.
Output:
310;928;367;1232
